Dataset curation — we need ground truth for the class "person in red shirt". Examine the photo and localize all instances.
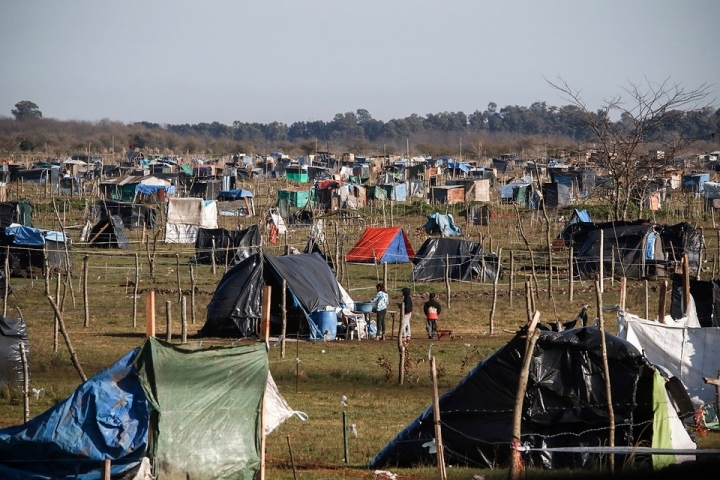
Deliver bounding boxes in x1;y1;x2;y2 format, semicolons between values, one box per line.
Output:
423;293;442;339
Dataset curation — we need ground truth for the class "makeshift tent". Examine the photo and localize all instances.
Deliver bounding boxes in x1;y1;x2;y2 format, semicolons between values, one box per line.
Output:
411;237;501;282
86;215;129;249
217;189;255;215
0;316;29;388
542;182;571;208
164;197;218;243
345;227;415;264
0;201;32;228
191;224;260;266
0;337;302;479
422;212;461;236
669;274;720;327
201;252;345;339
90;200;157;229
371;326;696;472
618;311;720;410
0;225;71;277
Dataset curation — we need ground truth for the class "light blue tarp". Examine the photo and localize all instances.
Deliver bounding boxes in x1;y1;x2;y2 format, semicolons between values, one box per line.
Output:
423;212;462;236
0;349;149;479
446;161;471;174
135;184;176;196
217;189;254;201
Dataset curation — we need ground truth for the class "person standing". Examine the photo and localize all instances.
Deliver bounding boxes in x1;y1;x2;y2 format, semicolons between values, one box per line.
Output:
423;293;442;339
400;287;413;340
371;283;389;340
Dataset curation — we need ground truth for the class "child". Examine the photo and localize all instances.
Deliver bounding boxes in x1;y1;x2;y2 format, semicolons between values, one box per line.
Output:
400;287;413;340
423;293;442;339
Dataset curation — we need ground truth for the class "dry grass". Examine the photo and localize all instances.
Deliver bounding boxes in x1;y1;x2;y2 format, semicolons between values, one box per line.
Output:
1;180;719;478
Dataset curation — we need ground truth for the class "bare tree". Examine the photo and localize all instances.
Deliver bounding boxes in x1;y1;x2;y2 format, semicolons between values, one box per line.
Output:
547;77;713;219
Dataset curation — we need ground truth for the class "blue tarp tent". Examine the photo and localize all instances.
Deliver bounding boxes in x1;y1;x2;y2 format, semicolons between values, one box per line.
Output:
346;227;415;264
134;184;176;196
422;212;462;236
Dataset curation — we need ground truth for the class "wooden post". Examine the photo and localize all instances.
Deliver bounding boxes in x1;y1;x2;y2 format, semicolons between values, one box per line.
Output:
644;279;649;320
568;246;574;302
261;285;272;346
3;248;8;317
445;254;450;309
657;280;668;323
54;275;59;352
211;238;217;275
508;325;540;480
431;357;447;480
489;248;502;336
682;254;691;315
697;227;704;279
286;436;298;480
21;343;29;422
259;382;266;480
102;459;111;480
594;279;615;472
83;255;90;328
525;279;532;324
343;411;349;464
133;253;139;328
181;296;187;344
165;301;172;341
281;279;287;359
46;295;87;382
398;303;405;385
509;250;514;307
383;262;388;290
146;290;156;337
619;277;627;312
190;264;196;324
599;230;604;293
176;253;182;305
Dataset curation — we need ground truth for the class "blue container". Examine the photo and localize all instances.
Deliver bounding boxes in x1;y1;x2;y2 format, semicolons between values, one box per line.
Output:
310;310;337;340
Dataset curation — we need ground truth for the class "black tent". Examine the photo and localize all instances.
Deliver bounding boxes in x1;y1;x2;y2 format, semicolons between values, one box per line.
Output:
370;326;687;471
0;201;33;229
0;226;71;277
669;273;720;327
91;200;157;229
411;238;501;282
191;225;260;266
87;216;130;249
200;252;343;339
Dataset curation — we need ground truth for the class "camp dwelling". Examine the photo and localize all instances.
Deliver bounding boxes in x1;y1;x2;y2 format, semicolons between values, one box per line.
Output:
164;197;218;243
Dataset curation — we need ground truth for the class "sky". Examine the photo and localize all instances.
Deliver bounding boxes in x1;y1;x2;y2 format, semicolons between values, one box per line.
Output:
1;1;718;126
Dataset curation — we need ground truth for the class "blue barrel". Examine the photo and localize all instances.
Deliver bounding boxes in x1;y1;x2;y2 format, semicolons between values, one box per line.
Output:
310;310;337;340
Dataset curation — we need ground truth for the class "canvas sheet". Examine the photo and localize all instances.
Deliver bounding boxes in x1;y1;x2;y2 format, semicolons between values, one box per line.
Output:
166;198;217;228
618;311;720;408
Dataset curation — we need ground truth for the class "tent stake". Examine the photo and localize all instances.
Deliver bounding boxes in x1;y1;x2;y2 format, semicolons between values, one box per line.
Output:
286;435;298;480
83;255;89;328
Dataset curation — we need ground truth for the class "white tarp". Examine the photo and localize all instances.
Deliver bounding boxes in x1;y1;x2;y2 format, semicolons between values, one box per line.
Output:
618;311;720;408
165;198;218;243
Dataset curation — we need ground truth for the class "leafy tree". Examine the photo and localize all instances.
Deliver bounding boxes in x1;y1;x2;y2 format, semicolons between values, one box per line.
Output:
11;101;42;120
548;77;712;219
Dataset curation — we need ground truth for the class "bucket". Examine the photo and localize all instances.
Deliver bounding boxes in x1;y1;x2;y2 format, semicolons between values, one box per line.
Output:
309;310;337;341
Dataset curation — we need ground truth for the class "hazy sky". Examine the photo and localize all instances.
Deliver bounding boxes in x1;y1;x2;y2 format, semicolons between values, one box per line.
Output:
1;1;718;126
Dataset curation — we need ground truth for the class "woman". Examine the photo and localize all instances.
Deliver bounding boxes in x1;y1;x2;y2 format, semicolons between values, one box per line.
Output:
371;283;389;340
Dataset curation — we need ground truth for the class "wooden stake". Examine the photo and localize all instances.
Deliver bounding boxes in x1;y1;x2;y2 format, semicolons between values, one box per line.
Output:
398;303;405;385
509;250;514;307
594;279;615;473
281;279;287;358
702;372;720;426
644;279;649;320
146;290;156;337
259;391;266;480
21;343;29;422
102;459;111;480
286;436;298;480
445;254;451;309
211;238;217;275
619;277;627;312
682;254;691;314
568;246;574;302
133;253;139;328
46;295;87;382
431;357;447;480
3;247;8;317
658;280;668;323
181;296;187;344
83;255;90;328
190;263;196;324
599;230;604;293
489;248;502;336
261;285;272;346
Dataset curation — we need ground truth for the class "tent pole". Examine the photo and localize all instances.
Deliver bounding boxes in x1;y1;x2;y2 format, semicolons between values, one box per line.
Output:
281;280;287;359
431;357;447;480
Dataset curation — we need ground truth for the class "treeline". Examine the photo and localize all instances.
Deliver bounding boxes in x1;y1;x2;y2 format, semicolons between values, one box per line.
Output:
1;102;719;159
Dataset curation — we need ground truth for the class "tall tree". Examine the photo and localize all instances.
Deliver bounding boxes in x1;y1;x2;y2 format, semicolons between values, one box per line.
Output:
11;101;42;120
548;77;712;219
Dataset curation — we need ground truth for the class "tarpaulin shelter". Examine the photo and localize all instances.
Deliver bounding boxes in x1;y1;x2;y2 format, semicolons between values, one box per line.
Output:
164;197;218;243
86;215;129;249
421;212;461;237
0;337;301;479
371;326;696;472
201;252;344;339
0;225;71;277
0;201;32;228
0;316;29;388
542;182;571;208
217;188;255;216
669;274;720;327
191;224;260;267
411;237;501;282
90;200;157;229
345;226;415;264
618;311;720;410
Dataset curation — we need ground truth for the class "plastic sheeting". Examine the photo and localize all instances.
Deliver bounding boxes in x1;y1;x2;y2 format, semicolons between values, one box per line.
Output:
422;212;461;236
192;225;260;266
165;198;218;243
87;216;129;249
0;316;29;388
411;237;501;282
0;348;149;479
371;327;688;471
135;339;268;479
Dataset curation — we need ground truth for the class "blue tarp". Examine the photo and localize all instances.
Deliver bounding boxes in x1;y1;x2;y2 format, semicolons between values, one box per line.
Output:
0;349;149;479
423;212;462;236
135;184;176;196
217;189;254;201
446;161;471;174
4;225;67;246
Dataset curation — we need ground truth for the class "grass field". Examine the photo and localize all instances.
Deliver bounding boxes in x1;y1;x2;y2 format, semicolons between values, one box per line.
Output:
1;181;719;479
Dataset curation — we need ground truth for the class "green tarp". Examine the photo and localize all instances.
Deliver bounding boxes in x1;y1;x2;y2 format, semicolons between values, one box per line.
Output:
135;338;269;479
